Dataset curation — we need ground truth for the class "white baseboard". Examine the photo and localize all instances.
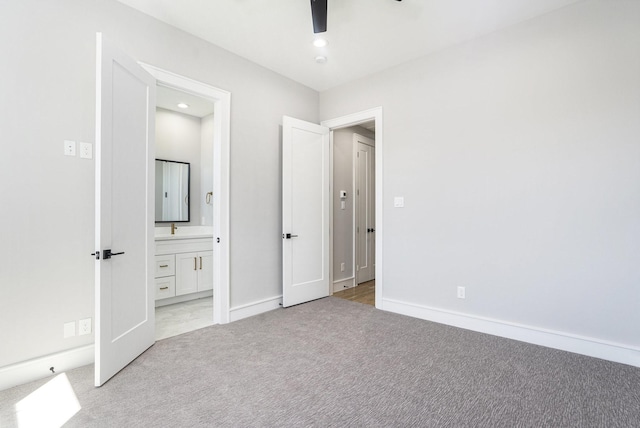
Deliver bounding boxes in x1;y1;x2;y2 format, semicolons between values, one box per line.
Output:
0;345;94;392
230;295;282;322
332;276;355;293
383;298;640;368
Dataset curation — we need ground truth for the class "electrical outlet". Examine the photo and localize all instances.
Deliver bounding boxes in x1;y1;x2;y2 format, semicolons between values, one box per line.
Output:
64;321;76;338
79;142;93;159
340;262;345;272
457;286;466;299
79;318;92;335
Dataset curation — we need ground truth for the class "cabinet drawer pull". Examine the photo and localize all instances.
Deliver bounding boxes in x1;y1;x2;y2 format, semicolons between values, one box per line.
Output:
199;257;202;270
159;286;169;290
159;264;169;268
194;257;197;270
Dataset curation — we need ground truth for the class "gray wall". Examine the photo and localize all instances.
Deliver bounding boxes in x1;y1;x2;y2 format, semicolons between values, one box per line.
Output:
332;126;375;285
0;0;317;368
321;0;640;348
200;114;215;227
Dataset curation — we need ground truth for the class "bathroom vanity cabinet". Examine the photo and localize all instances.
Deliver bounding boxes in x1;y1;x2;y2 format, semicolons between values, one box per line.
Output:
175;251;213;295
154;235;213;305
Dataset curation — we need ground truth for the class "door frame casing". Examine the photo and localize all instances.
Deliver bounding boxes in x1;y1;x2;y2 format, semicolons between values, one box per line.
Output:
140;63;231;324
322;107;383;309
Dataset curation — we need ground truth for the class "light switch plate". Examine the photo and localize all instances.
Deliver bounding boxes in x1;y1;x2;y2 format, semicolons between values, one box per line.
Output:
394;197;404;208
64;321;76;338
64;140;76;156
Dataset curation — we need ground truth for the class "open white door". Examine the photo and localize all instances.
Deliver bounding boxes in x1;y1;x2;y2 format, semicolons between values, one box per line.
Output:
282;116;330;307
95;33;156;386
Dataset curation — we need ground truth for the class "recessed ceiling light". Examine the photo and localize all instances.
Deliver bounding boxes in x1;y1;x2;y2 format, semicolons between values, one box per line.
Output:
315;56;327;64
313;38;328;48
177;103;189;109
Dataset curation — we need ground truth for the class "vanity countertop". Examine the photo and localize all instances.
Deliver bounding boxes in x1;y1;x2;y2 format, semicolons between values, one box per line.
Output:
155;226;213;241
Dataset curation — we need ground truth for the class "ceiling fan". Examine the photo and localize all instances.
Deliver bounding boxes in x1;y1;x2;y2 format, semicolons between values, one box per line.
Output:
310;0;402;34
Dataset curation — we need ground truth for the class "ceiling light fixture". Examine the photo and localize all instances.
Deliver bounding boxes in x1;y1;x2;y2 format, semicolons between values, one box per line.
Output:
315;56;327;64
313;38;328;48
177;103;189;109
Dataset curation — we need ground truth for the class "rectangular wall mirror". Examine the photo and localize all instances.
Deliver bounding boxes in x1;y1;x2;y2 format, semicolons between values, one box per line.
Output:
155;159;190;222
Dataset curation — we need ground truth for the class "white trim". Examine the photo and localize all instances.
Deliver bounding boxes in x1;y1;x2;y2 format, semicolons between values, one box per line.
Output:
322;107;384;309
229;296;283;322
139;63;231;325
333;276;356;293
0;345;94;392
329;130;334;296
383;298;640;368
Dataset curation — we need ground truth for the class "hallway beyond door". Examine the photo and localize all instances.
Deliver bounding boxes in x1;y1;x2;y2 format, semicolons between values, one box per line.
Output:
332;281;375;306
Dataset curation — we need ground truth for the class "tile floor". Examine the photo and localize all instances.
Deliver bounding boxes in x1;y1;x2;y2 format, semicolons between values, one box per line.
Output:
155;297;214;340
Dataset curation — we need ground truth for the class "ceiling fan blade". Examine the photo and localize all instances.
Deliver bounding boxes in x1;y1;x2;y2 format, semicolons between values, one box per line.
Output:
310;0;327;34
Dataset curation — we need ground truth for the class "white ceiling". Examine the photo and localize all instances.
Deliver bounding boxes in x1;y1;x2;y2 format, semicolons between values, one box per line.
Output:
116;0;581;92
156;85;215;118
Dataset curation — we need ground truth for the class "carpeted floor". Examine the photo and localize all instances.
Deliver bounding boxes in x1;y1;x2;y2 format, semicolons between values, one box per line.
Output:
1;297;639;427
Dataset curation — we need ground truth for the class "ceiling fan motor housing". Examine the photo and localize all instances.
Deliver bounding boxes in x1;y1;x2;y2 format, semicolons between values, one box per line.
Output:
310;0;327;33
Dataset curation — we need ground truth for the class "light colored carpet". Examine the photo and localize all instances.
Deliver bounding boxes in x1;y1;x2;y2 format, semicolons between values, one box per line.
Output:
1;297;639;427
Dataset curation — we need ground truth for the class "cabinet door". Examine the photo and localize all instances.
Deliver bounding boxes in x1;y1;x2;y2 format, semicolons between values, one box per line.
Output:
197;251;213;291
175;252;198;296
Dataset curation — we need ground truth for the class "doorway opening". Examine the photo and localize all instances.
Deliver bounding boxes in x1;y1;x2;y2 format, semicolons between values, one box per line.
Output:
140;63;231;330
153;84;216;339
322;107;383;309
330;124;376;306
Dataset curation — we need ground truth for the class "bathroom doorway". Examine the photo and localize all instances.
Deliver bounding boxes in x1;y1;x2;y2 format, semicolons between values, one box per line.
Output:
153;84;215;339
140;63;231;337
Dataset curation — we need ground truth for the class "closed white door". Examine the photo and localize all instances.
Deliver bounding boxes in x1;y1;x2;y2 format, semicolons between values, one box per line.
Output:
355;135;375;284
282;116;330;307
94;33;156;387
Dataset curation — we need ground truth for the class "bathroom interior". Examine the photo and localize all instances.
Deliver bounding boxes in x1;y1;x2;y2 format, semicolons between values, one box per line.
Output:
153;84;215;340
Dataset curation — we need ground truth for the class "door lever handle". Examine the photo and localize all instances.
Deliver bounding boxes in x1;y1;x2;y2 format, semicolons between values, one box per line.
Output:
103;249;125;260
283;233;299;239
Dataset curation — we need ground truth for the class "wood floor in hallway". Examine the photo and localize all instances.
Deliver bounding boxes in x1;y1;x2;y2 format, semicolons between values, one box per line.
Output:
332;280;375;306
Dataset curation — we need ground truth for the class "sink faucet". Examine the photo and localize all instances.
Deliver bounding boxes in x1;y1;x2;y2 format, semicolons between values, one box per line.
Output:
171;223;177;235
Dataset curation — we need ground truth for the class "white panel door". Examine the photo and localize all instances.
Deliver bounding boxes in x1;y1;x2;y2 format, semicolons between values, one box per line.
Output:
95;33;155;387
355;136;375;284
282;116;330;307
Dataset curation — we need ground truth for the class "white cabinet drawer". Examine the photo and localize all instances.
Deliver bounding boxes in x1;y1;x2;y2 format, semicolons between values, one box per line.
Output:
154;255;175;278
155;276;176;300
